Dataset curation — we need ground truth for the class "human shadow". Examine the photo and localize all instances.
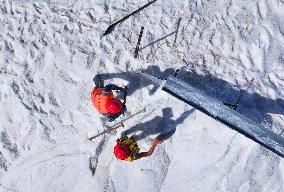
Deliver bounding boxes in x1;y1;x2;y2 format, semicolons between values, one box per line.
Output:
98;65;176;97
122;107;195;141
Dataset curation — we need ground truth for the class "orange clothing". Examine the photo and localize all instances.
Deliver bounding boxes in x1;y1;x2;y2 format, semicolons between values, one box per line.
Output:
91;87;114;115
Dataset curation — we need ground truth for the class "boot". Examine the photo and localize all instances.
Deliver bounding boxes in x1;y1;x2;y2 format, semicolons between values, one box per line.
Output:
93;75;104;87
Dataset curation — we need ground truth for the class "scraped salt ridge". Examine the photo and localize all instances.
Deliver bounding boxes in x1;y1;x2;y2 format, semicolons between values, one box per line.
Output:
0;0;284;191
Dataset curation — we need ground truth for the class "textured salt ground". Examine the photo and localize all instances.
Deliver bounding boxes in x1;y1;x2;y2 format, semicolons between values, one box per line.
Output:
0;0;284;192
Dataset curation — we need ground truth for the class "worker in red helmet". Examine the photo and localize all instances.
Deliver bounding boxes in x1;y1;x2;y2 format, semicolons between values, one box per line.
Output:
114;136;162;161
91;75;127;122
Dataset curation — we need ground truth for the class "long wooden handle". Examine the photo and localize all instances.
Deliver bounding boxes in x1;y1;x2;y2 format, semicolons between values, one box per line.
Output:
103;0;157;37
89;123;125;140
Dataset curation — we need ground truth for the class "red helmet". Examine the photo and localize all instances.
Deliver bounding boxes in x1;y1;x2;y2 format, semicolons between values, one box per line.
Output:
114;143;130;160
105;99;123;114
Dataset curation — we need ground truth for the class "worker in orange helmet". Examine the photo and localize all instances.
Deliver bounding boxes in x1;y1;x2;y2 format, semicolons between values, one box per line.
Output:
114;135;162;161
91;75;127;122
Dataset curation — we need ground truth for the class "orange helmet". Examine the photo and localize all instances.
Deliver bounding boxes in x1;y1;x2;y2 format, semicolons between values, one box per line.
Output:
114;142;130;160
105;99;123;114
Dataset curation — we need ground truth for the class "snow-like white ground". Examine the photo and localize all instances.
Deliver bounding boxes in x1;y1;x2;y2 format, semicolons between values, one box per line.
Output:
0;0;284;191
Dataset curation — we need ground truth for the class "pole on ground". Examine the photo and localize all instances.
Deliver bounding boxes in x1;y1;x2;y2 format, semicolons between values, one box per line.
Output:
134;26;144;58
88;123;125;140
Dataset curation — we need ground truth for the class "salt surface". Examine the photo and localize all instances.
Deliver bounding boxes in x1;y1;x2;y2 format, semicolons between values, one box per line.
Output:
0;0;283;192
